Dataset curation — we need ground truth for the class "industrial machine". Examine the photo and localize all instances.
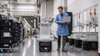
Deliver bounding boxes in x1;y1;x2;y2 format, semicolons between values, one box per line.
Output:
37;17;53;52
0;15;24;53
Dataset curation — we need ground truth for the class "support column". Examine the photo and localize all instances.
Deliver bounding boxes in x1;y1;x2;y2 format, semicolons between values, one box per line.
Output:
98;0;100;54
40;0;53;18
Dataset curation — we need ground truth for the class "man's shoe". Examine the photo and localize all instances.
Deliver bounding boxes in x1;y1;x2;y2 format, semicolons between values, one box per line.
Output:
57;48;60;52
62;49;68;52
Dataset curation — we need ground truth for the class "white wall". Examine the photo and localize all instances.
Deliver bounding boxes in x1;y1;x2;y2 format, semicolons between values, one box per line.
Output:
46;0;53;17
68;0;99;32
40;0;53;18
68;0;98;13
97;0;100;53
40;1;46;17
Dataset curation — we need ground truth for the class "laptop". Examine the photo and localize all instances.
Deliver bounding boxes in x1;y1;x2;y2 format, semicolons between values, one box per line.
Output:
63;16;71;23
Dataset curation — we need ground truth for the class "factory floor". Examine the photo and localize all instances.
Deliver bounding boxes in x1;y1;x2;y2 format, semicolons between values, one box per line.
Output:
0;36;98;56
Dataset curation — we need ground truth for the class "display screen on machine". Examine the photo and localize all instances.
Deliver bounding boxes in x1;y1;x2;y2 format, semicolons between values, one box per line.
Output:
63;16;71;23
3;32;12;37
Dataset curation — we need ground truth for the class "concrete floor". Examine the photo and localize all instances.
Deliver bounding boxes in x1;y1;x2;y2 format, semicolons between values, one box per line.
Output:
0;37;98;56
22;37;98;56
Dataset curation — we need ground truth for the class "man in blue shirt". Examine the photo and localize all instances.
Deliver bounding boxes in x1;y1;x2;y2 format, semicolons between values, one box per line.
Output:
55;6;69;51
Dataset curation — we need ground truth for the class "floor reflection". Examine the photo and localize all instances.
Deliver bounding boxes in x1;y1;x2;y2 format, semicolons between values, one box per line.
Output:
0;37;98;56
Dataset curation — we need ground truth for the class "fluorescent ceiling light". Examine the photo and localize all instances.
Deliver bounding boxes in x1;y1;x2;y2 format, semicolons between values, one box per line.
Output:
16;5;36;11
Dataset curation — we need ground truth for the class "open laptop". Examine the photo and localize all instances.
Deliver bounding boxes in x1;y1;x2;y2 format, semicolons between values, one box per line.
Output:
63;16;71;23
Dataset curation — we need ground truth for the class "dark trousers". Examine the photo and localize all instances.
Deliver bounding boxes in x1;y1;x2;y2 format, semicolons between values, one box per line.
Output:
58;35;69;50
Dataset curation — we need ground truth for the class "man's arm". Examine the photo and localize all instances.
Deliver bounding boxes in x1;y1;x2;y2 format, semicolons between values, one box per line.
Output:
55;15;65;24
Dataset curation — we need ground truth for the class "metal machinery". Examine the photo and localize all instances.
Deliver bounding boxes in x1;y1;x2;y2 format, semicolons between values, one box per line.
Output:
0;15;24;55
68;4;98;50
37;17;53;52
0;0;25;55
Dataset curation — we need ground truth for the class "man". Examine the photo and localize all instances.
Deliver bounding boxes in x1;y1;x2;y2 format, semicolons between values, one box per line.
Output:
55;6;69;51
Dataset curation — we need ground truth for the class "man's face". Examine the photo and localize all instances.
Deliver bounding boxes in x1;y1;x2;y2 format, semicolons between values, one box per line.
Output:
58;8;63;14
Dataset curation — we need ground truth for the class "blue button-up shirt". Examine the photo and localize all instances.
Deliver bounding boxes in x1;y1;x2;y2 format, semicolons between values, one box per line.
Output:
55;12;69;36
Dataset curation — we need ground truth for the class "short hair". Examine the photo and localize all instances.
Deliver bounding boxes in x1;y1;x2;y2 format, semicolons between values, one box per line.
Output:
58;6;63;9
